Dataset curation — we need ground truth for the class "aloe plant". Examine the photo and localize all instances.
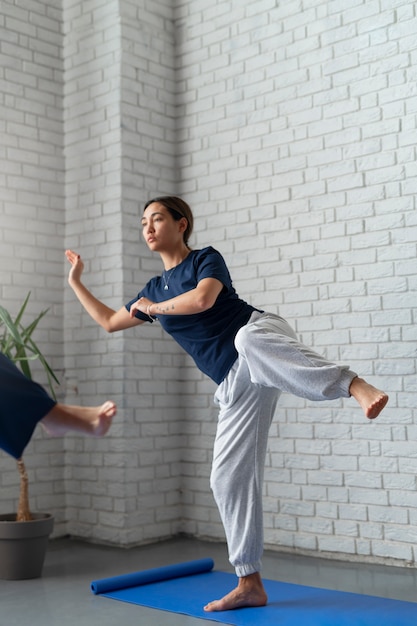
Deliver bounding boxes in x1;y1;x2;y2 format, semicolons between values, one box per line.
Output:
0;292;59;520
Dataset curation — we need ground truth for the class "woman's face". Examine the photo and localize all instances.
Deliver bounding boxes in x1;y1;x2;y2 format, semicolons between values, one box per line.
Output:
141;203;186;252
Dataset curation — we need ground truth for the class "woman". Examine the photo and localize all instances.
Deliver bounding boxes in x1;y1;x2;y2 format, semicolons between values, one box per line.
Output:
65;196;388;612
0;352;116;460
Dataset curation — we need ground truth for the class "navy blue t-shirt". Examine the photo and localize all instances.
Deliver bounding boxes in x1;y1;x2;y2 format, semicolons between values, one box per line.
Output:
125;246;258;384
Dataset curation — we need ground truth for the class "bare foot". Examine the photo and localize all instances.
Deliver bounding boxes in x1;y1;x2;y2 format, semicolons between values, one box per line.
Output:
41;400;117;437
349;377;389;419
204;572;267;612
90;400;117;436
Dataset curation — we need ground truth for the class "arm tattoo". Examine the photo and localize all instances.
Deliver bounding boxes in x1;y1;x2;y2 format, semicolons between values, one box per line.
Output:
156;303;175;314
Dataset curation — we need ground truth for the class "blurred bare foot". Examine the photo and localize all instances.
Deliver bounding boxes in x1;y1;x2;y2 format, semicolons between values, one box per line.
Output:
41;400;116;437
90;400;116;436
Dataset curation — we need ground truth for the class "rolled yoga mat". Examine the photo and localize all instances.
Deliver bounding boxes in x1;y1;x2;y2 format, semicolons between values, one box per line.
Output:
91;558;417;626
91;558;214;594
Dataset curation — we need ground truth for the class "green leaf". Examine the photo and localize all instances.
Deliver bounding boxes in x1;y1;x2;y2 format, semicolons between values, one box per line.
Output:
0;293;59;399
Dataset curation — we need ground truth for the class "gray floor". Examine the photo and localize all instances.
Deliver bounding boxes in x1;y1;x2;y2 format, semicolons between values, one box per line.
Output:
1;536;417;625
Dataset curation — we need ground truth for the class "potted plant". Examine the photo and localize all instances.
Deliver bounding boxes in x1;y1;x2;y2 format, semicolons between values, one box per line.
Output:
0;292;59;579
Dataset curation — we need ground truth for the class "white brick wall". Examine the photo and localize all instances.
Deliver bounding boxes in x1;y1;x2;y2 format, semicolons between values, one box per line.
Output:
1;0;417;566
117;0;184;545
62;0;128;542
0;0;66;526
177;0;417;566
61;0;183;545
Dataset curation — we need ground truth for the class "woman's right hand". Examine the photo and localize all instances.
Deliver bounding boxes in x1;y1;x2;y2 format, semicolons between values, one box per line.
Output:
64;249;143;332
65;249;84;285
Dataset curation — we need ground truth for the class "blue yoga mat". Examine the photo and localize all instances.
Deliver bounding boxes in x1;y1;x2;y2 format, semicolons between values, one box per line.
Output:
91;559;417;625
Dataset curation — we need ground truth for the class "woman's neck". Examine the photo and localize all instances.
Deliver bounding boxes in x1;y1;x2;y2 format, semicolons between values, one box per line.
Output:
160;247;190;271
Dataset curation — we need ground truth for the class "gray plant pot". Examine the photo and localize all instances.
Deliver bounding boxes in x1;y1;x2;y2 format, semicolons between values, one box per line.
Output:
0;513;54;580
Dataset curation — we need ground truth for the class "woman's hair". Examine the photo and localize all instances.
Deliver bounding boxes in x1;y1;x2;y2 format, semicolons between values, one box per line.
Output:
143;196;194;248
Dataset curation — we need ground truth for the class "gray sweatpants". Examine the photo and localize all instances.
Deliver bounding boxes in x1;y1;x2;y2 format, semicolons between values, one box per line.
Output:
211;311;357;578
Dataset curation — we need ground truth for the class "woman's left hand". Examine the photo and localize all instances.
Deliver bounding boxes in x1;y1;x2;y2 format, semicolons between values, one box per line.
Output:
128;297;154;318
